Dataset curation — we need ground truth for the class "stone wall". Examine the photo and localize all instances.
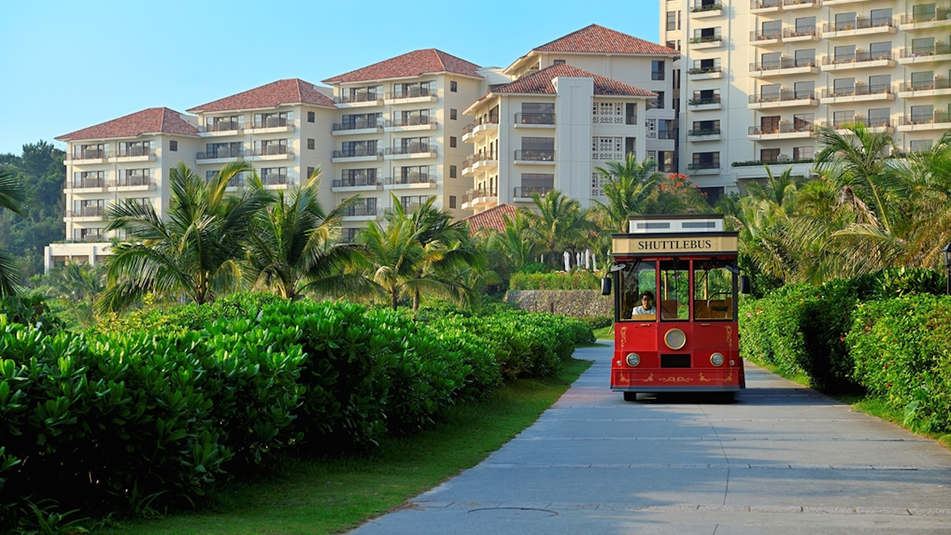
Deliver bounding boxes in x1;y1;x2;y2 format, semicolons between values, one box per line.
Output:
504;290;614;317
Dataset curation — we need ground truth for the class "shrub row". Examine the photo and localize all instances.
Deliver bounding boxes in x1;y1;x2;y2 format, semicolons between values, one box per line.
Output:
509;270;600;291
0;298;592;526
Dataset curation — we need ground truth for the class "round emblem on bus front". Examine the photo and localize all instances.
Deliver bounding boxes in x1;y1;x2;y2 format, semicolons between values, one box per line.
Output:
664;328;686;350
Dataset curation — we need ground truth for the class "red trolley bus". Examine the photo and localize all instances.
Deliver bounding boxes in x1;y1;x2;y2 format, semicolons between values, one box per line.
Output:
602;214;749;400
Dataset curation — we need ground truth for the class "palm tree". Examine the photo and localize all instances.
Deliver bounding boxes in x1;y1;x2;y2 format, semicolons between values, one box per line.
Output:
0;168;29;296
486;210;540;270
97;160;272;312
43;261;106;327
592;154;664;233
524;189;591;269
245;168;363;300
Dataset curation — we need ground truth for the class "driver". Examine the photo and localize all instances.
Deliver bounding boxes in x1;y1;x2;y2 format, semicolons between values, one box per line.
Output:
632;291;656;317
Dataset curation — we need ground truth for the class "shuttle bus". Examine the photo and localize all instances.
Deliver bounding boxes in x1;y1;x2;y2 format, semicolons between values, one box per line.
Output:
603;214;747;400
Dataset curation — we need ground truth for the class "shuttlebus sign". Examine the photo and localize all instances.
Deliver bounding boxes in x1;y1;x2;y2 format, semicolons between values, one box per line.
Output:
612;235;739;255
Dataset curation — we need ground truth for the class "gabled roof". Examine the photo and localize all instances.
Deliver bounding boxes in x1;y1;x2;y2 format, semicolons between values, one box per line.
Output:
532;24;678;56
56;107;199;142
463;204;518;235
187;78;334;113
491;64;656;97
323;49;482;84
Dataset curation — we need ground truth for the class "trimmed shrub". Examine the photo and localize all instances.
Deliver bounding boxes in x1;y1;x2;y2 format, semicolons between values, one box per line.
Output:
509;270;600;290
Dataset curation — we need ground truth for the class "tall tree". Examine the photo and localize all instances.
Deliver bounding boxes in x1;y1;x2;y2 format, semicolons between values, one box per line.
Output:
97;160;272;312
0;168;29;296
524;190;591;269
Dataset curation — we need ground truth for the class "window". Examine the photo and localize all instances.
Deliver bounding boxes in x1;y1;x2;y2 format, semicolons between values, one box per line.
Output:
666;11;677;31
519;173;554;197
793;113;814;132
834;45;856;63
833;110;856;128
307;167;315;179
868;108;890;127
794;81;815;100
911;71;935;90
449;196;457;209
761;20;781;39
870;41;892;60
761;115;781;134
762;51;782;70
519;137;554;161
450;165;457;178
795;17;816;36
307;138;315;150
654;91;665;109
307;111;315;122
835;12;856;31
911;104;934;124
450;81;458;92
910;140;933;153
693;260;735;321
868;74;891;94
761;148;781;162
553;59;566;65
795;48;816;67
793;146;814;160
691;152;719;169
760;84;781;102
169;140;178;152
912;37;935;56
652;61;665;80
870;7;893;27
833;78;856;97
450;108;457;120
449;136;457;148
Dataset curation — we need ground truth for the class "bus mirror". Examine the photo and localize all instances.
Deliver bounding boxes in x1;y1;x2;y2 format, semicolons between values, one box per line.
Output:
739;276;752;295
601;277;612;296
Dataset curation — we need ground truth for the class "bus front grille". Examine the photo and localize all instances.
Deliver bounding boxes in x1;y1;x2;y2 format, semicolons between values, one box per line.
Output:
661;354;691;368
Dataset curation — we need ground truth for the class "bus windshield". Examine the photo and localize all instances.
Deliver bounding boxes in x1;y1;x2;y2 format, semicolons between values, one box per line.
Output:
693;260;735;320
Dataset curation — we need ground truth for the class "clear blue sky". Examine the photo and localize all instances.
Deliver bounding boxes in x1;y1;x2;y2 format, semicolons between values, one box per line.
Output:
0;0;660;157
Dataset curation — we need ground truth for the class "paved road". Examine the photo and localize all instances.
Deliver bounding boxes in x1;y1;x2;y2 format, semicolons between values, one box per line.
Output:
350;344;951;534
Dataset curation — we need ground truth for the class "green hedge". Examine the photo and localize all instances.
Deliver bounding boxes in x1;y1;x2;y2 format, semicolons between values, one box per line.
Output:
509;271;600;290
0;298;591;526
849;296;951;433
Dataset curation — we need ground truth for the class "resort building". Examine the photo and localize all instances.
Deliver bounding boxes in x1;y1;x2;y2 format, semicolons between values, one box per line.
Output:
662;0;951;196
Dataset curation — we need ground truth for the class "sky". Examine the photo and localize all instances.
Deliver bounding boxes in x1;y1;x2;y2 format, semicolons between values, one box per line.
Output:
0;0;661;157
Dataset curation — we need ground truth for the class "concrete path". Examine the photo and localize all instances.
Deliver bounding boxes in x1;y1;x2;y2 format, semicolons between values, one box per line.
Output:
349;344;951;534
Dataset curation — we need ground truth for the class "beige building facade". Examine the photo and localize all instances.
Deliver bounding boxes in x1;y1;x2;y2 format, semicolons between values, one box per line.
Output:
663;0;951;197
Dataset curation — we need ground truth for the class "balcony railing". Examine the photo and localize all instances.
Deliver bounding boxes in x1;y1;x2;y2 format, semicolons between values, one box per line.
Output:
688;65;722;75
688;128;721;136
749;89;816;103
334;118;380;131
783;26;818;38
748;122;814;135
515;112;556;125
688;161;720;170
203;121;241;132
385;174;435;186
113;147;155;158
514;149;555;162
66;206;105;218
901;110;951;125
751;30;782;41
824;16;895;32
387;116;436;128
900;42;951;57
333;148;382;158
462;118;500;137
751;57;816;71
783;0;819;6
901;8;950;24
261;174;288;186
690;2;722;12
463;152;498;169
333;176;379;188
75;233;105;243
822;50;894;65
67;178;105;190
69;150;106;161
385;87;435;100
115;175;152;187
252;146;291;157
688;95;721;105
656;130;678;140
345;206;378;217
514;186;553;198
197;149;245;159
386;144;435;156
750;0;782;9
462;188;496;205
821;83;893;98
334;92;381;104
899;78;951;92
689;35;723;44
250;117;290;129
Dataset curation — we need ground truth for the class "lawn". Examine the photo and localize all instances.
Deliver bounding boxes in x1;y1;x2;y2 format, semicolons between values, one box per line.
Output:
98;358;593;535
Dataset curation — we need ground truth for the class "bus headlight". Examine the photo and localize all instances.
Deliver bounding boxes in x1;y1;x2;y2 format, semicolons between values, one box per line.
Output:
710;353;725;366
664;328;686;350
625;353;641;367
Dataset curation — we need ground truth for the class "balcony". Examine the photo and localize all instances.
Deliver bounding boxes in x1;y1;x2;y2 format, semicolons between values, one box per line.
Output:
65;206;105;221
687;66;722;80
199;121;242;135
687;95;722;110
384;116;438;132
689;2;722;18
342;205;380;221
687;128;722;141
332;176;381;192
751;30;782;46
819;83;895;104
66;150;107;163
897;43;951;64
112;176;155;190
782;0;819;9
687;161;721;175
733;159;814;180
750;0;782;13
333;118;382;135
514;112;556;126
899;8;951;30
384;174;437;189
462;152;499;176
331;148;383;162
65;178;106;192
196;148;245;162
334;93;383;107
384;87;437;104
384;144;437;159
689;35;723;49
461;188;498;211
748;122;816;140
514;149;555;163
898;110;951;132
748;90;817;109
513;186;553;200
111;147;156;161
246;117;294;133
898;78;951;99
462;120;499;143
252;146;294;160
820;50;896;71
822;17;896;39
750;57;818;78
782;26;819;42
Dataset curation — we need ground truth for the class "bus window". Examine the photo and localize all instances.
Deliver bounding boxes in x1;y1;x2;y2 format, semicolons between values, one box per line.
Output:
659;260;690;320
694;260;735;320
620;261;657;321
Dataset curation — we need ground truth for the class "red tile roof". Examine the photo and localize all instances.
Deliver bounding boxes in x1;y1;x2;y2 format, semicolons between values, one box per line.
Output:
56;107;199;141
187;78;334;113
464;204;518;235
532;24;679;56
491;64;656;97
323;49;482;84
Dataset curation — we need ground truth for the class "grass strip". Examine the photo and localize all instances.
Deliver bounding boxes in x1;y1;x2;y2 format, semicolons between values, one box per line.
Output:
99;357;593;535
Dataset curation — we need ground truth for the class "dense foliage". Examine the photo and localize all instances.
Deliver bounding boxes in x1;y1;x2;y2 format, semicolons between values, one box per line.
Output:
0;297;591;529
509;270;600;291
